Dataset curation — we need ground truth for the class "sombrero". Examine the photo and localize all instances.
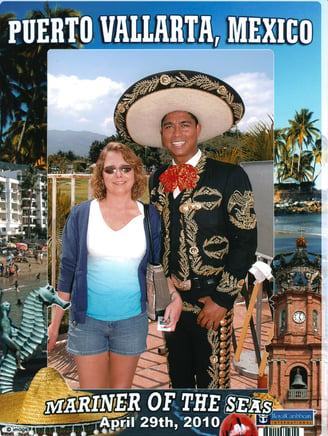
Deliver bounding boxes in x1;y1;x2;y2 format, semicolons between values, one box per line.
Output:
0;367;135;435
114;70;244;148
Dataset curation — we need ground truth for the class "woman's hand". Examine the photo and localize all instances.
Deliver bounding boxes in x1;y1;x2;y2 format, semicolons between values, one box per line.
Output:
48;323;60;351
47;290;71;351
162;278;183;331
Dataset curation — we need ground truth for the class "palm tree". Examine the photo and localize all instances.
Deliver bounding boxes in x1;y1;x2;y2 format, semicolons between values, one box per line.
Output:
275;140;294;183
207;118;275;165
239;119;274;162
289;150;314;183
274;129;286;166
209;145;240;164
0;3;81;165
18;3;81;160
312;138;321;184
0;13;22;143
1;87;47;164
284;109;320;175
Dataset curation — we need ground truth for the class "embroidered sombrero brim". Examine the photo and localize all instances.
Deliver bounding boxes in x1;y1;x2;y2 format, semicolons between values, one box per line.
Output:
114;70;245;148
0;367;133;435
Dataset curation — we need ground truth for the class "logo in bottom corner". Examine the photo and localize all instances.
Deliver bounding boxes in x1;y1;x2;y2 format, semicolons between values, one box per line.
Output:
256;414;271;425
256;409;316;427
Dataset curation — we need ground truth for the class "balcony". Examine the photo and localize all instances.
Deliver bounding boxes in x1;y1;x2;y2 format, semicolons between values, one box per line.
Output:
288;389;309;399
22;223;36;228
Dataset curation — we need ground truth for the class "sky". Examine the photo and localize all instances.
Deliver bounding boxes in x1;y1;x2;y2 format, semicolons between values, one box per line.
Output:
1;0;326;187
47;49;274;136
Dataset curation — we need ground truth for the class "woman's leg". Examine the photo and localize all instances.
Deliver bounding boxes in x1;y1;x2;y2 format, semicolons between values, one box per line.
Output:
108;352;140;388
74;352;110;389
74;351;140;389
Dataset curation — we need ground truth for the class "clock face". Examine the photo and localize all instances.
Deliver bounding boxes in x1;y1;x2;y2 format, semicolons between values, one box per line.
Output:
293;311;306;323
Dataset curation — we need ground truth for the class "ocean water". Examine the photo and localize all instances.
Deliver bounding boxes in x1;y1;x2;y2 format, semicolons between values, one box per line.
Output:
274;213;321;256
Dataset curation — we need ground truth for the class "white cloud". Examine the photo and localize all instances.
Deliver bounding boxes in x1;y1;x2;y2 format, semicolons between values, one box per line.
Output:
48;71;274;136
48;74;125;113
77;117;89;123
102;116;114;131
48;74;126;134
224;72;274;132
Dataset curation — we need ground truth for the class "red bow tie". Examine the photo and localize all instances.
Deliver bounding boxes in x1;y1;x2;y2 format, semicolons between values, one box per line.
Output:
159;164;198;193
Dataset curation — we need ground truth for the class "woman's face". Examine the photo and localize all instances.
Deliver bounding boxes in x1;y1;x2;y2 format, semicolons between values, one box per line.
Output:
102;151;135;197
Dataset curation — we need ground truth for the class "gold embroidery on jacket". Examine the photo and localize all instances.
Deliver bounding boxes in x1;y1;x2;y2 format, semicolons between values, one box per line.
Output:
207;328;220;388
203;236;229;260
218;271;245;296
179;199;202;214
196;153;207;173
192;261;223;277
178;228;190;281
183;202;206;276
227;190;257;230
193;186;223;210
182;301;202;314
176;161;224;277
154;154;238;282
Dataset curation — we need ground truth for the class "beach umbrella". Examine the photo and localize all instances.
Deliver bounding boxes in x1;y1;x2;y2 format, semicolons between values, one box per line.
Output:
16;243;28;250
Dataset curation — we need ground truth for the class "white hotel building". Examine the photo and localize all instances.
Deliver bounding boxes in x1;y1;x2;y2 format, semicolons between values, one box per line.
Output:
0;175;22;239
0;168;47;241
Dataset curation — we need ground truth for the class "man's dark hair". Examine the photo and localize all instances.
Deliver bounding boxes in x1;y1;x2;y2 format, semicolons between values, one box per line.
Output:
161;111;199;127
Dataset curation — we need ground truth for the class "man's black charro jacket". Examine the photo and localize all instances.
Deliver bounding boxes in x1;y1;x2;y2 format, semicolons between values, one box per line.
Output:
150;153;258;311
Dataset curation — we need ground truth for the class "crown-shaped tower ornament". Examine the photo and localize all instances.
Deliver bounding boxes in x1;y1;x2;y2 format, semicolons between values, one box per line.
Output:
271;237;321;295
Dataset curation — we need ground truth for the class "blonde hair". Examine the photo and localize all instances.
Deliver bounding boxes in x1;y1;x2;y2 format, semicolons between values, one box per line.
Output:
91;142;146;200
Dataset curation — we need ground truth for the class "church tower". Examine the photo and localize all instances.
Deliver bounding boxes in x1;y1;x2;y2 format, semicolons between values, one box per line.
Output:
267;237;321;434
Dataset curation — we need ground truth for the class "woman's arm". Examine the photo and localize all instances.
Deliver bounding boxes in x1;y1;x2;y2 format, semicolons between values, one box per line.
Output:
48;291;71;351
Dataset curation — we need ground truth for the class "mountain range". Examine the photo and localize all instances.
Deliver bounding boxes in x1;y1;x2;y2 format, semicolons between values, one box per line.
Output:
47;130;107;156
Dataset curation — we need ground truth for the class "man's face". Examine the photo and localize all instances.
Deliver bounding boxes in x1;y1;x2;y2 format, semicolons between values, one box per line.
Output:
160;111;201;164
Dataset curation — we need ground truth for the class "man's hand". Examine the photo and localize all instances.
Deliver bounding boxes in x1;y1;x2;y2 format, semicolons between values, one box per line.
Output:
197;296;227;330
163;278;183;331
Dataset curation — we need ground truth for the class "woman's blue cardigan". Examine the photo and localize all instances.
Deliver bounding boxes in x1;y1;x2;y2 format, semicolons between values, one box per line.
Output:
57;200;161;324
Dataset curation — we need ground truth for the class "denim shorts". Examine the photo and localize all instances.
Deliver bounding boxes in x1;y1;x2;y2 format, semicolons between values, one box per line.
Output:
67;311;148;356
